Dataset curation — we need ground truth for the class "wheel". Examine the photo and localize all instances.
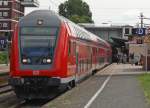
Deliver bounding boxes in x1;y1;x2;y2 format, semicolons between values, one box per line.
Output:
71;80;76;88
68;80;76;89
92;70;97;75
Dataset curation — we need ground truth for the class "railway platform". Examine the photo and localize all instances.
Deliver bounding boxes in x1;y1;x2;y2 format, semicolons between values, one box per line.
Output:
43;63;149;108
0;64;9;85
0;64;9;74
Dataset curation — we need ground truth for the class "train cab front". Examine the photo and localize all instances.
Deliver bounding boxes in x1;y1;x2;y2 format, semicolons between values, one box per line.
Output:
9;10;68;99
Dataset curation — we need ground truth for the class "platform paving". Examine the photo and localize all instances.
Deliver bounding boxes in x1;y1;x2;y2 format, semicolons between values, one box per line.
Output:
43;64;149;108
99;63;146;75
90;75;149;108
0;64;9;74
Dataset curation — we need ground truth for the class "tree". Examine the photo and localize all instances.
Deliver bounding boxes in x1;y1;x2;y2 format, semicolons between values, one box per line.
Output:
59;0;93;23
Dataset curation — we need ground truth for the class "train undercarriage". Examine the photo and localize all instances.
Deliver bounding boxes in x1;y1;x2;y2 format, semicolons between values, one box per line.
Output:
9;77;71;99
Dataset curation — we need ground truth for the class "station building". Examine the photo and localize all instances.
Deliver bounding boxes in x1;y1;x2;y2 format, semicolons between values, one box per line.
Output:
79;23;133;62
0;0;39;41
79;23;132;42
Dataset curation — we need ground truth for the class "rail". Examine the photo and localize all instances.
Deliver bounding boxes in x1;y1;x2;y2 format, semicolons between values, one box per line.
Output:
0;83;12;94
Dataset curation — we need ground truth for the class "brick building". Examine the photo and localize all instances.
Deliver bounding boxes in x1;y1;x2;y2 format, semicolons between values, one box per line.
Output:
0;0;39;42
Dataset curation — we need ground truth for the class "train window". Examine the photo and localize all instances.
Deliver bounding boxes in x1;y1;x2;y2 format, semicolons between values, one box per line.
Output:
21;36;55;48
80;60;82;72
69;41;76;56
87;59;89;70
21;27;58;36
81;60;83;72
68;41;71;56
20;27;58;65
93;47;97;56
72;42;76;56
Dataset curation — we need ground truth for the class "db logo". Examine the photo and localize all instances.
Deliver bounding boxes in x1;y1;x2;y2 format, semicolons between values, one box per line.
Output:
33;70;40;75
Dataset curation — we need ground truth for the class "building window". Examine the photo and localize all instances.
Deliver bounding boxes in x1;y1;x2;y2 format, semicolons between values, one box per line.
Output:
3;12;8;17
3;23;8;28
125;28;130;35
0;12;2;17
3;1;8;6
0;23;2;28
0;1;2;6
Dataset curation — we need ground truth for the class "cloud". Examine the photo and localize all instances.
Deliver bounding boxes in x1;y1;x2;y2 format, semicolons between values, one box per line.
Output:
25;0;150;26
124;9;140;16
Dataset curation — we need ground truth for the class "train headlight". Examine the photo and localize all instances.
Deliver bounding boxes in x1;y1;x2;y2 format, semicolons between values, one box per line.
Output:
43;58;47;63
43;58;51;64
22;58;31;64
22;59;27;63
47;59;51;63
27;58;31;63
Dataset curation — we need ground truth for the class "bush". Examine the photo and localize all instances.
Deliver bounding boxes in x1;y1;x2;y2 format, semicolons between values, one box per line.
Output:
0;52;7;64
138;74;150;104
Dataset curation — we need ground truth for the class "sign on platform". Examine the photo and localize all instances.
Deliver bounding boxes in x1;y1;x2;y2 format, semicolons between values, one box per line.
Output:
132;28;146;36
0;38;7;50
136;28;146;36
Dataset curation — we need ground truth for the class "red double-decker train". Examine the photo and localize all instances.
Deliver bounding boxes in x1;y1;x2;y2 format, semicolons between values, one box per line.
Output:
9;10;112;99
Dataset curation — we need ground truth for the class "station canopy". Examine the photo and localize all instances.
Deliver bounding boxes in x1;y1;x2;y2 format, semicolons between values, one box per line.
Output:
110;37;128;47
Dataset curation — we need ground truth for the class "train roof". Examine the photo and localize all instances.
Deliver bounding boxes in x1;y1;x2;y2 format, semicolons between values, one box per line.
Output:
59;15;110;47
20;10;61;27
20;10;110;48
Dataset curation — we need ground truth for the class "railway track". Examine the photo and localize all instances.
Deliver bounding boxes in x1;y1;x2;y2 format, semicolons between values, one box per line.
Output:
0;72;9;83
0;66;111;107
0;72;12;95
0;83;12;95
0;66;112;108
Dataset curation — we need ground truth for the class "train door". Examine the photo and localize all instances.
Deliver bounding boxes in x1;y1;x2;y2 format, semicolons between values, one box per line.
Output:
75;44;79;82
91;47;93;69
69;40;78;79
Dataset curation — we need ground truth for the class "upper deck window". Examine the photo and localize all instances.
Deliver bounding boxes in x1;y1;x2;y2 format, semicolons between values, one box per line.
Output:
21;27;58;36
19;27;59;66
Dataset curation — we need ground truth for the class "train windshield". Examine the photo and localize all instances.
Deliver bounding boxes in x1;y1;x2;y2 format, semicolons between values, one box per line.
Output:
20;27;58;65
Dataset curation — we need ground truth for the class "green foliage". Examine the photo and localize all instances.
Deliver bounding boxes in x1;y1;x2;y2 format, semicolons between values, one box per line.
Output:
59;0;93;23
0;52;7;64
138;74;150;104
69;15;92;23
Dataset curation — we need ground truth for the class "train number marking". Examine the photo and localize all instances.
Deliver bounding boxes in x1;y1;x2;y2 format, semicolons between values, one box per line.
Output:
33;70;40;75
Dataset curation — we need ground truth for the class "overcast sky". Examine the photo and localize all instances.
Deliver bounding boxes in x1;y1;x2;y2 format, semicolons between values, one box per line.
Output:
25;0;150;26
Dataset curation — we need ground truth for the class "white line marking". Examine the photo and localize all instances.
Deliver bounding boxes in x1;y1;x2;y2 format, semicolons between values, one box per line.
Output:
84;75;112;108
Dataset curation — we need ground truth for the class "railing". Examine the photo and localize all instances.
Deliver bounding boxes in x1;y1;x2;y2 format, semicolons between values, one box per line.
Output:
20;0;39;7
